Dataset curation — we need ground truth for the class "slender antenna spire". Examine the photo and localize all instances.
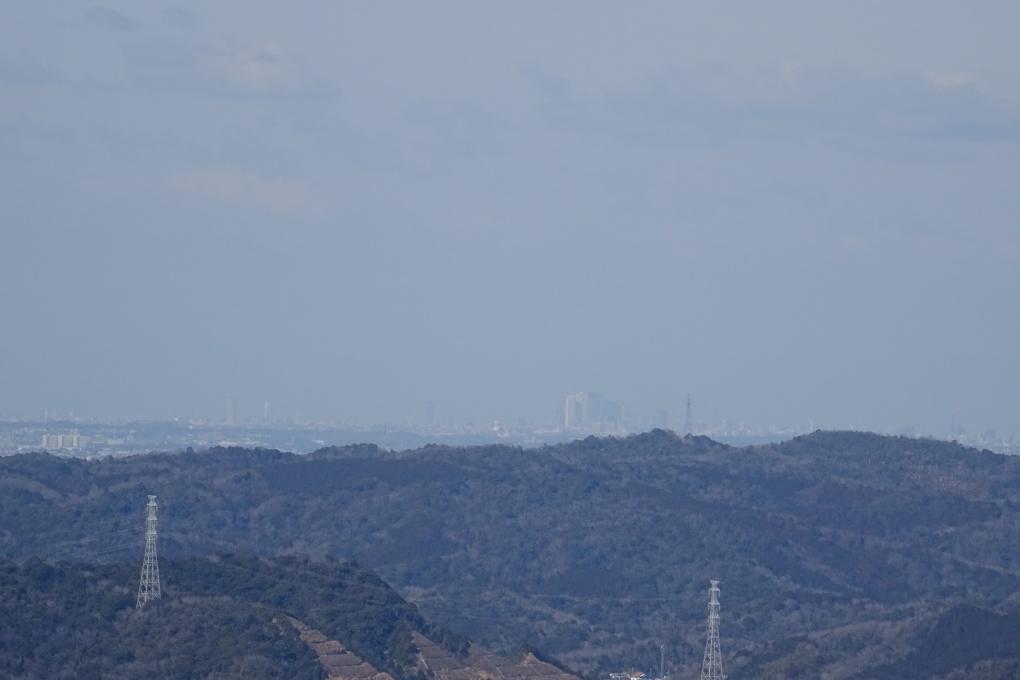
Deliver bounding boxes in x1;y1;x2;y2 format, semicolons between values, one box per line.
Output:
136;495;161;608
700;580;724;680
684;395;693;436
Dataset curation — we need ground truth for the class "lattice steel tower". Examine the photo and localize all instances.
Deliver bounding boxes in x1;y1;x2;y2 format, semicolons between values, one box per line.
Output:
136;495;161;608
700;580;724;680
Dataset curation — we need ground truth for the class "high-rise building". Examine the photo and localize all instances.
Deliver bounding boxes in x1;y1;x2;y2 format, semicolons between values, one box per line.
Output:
563;391;624;433
40;433;86;450
581;392;603;427
564;393;584;429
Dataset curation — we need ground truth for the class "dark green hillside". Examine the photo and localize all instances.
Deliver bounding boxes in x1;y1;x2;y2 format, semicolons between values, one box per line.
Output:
2;430;1019;678
865;605;1020;679
0;554;471;680
0;557;321;680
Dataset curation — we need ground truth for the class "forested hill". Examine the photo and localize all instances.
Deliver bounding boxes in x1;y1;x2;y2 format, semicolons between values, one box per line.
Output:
0;554;467;680
2;430;1020;679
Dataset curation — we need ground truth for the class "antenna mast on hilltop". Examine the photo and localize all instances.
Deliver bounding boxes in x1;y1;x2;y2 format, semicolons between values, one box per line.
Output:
684;395;693;436
700;580;725;680
136;495;161;608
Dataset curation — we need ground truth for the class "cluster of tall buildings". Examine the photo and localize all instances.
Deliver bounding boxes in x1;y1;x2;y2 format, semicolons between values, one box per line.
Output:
40;432;87;450
563;391;624;433
223;398;274;426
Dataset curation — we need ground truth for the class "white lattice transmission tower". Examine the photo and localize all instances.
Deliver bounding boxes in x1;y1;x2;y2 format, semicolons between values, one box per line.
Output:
700;580;725;680
136;495;161;608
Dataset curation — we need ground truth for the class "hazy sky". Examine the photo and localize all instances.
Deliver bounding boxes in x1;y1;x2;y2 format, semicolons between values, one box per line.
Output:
2;2;1019;434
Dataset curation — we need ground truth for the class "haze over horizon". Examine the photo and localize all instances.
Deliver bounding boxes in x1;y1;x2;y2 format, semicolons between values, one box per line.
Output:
2;2;1019;436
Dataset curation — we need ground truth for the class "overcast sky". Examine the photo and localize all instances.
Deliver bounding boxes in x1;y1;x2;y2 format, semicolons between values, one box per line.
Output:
2;2;1019;435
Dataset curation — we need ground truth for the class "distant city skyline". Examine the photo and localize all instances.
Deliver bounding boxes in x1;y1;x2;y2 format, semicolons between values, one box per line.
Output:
2;390;1014;449
3;408;1016;462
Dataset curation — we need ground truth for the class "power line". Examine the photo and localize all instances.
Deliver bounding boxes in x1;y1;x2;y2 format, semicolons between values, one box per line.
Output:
27;526;137;548
51;542;141;560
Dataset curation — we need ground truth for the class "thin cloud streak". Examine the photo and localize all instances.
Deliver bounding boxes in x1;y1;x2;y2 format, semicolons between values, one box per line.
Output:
172;167;326;219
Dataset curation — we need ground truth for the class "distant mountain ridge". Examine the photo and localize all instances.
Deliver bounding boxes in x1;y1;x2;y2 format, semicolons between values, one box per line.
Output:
2;430;1019;678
